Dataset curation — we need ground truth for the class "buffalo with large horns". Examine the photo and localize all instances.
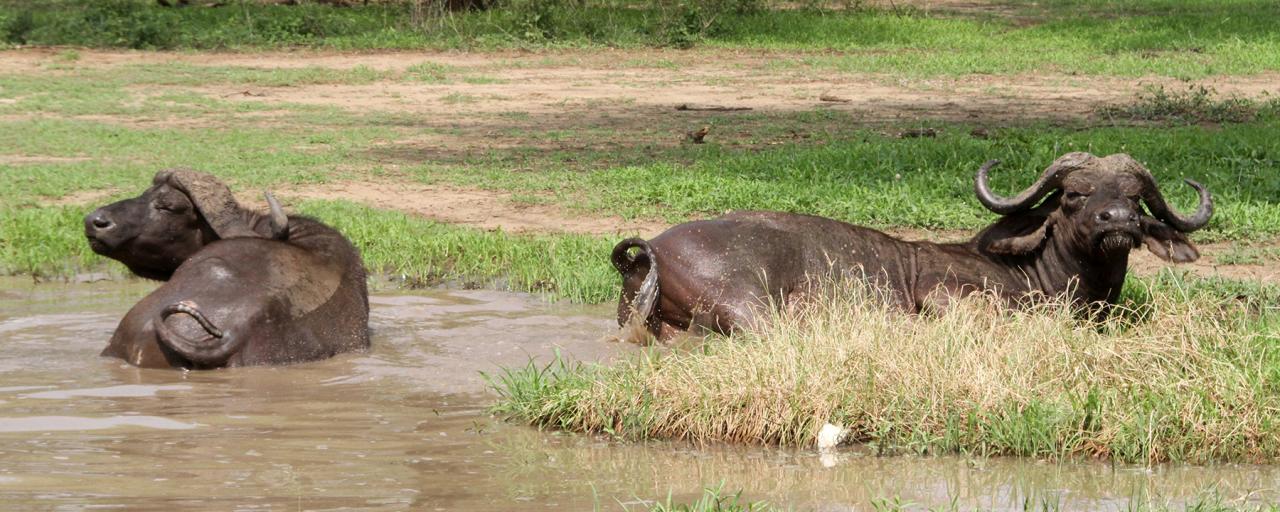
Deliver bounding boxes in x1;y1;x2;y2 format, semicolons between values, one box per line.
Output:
85;169;370;368
612;152;1213;342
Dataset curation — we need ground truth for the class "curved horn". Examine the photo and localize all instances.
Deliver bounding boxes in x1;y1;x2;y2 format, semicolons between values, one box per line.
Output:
265;191;289;240
159;168;258;240
1128;167;1213;232
975;154;1087;215
154;301;245;366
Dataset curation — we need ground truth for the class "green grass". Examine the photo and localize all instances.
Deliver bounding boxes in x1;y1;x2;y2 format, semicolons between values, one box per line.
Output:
867;491;1280;512
639;487;1280;511
491;274;1280;464
645;485;773;512
441;92;480;104
0;118;390;205
435;118;1280;241
405;61;455;83
3;0;1280;77
0;205;103;278
297;201;617;303
1215;245;1280;266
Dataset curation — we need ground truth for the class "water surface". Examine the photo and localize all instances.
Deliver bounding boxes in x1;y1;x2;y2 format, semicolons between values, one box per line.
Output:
0;278;1276;510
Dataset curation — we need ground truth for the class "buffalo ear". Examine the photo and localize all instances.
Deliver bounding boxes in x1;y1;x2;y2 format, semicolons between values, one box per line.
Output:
986;215;1054;255
1141;217;1199;263
157;168;258;240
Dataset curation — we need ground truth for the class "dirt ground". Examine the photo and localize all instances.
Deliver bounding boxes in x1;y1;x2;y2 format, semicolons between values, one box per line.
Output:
13;48;1280;169
14;48;1279;283
10;47;1279;129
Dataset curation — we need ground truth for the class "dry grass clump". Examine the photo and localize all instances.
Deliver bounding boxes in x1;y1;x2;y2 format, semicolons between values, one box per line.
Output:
492;281;1280;464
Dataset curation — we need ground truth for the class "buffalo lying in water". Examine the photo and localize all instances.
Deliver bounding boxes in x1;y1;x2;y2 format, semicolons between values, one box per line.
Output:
84;169;369;369
612;152;1213;343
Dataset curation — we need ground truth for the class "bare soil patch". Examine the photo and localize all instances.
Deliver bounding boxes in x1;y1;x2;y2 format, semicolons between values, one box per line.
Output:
1130;244;1280;285
184;57;1277;124
7;49;1278;169
0;154;92;165
10;48;1276;130
42;188;118;207
276;180;666;236
160;51;1275;169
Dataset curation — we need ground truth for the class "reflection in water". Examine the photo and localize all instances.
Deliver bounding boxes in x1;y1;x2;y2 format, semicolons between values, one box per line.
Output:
489;427;1280;510
0;277;1276;510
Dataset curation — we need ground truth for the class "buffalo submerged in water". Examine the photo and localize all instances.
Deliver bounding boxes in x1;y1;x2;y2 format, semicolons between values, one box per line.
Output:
612;152;1214;343
84;169;370;369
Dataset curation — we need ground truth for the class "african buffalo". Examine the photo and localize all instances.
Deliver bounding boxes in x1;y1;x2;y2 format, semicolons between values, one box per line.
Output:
84;169;370;368
612;152;1213;342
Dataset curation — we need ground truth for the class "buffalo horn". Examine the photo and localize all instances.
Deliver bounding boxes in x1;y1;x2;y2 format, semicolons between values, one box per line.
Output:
1128;166;1213;232
265;191;289;240
974;158;1067;214
972;152;1095;215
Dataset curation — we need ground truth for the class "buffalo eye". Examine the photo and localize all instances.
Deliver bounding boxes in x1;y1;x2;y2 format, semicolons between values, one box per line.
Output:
153;201;188;214
1063;191;1089;209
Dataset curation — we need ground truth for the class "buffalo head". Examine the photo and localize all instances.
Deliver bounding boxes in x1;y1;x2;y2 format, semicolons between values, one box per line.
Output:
976;152;1212;265
84;169;287;281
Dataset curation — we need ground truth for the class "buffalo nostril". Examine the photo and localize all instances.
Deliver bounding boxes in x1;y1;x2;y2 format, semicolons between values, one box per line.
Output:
91;215;113;230
1097;211;1112;222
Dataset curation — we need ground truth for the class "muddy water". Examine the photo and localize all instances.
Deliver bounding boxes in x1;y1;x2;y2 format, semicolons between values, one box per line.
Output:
1;278;1277;511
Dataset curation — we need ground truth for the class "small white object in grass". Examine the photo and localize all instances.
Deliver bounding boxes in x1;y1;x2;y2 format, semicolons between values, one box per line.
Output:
817;422;848;449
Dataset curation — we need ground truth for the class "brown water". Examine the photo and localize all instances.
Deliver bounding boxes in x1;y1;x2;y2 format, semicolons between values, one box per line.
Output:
1;277;1278;511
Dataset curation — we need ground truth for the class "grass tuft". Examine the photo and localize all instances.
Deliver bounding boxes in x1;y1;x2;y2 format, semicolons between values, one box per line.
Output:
646;484;773;512
1214;245;1280;266
1098;84;1280;125
492;275;1280;464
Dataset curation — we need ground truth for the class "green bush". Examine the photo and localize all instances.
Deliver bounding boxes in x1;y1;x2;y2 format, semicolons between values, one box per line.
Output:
2;8;34;44
77;0;174;49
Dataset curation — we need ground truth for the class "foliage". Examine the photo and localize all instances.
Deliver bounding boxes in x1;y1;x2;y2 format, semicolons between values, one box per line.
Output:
0;1;1278;78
